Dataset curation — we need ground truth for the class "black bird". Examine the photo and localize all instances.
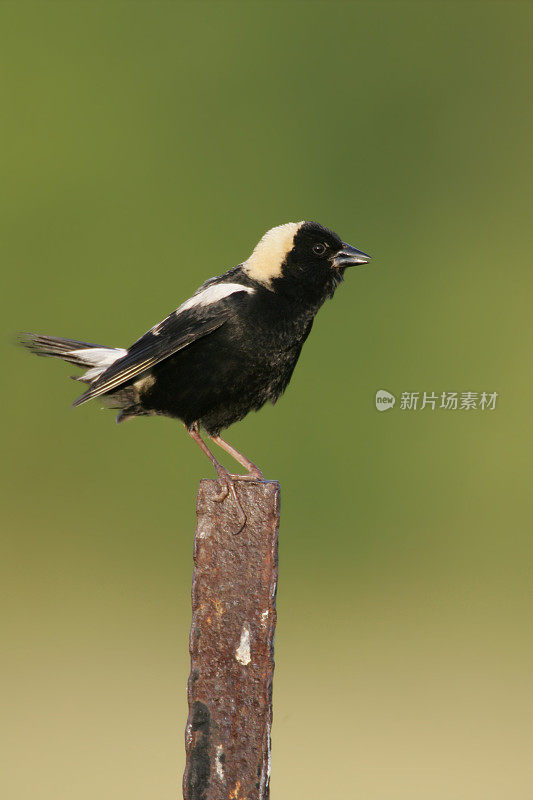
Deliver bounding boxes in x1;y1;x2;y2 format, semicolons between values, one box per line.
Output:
21;221;370;524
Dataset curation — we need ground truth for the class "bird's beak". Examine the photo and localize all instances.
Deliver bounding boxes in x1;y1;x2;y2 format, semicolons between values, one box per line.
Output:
332;243;372;268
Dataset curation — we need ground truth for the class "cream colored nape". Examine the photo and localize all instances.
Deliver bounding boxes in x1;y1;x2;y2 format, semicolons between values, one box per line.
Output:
242;222;304;285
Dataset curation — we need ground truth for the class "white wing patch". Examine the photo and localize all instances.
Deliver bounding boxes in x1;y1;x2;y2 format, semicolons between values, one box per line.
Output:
151;283;254;335
178;282;255;312
72;347;127;366
73;347;127;383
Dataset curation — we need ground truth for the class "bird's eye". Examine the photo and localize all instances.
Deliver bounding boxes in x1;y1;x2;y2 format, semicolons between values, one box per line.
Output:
313;243;327;255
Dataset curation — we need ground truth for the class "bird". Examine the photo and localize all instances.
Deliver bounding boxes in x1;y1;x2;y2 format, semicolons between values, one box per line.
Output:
20;220;371;527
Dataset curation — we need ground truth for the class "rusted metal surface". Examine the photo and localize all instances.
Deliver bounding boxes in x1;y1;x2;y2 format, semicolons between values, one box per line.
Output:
183;479;280;800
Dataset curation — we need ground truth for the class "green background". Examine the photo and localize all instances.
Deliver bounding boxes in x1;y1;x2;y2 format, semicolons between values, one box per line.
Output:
2;2;532;798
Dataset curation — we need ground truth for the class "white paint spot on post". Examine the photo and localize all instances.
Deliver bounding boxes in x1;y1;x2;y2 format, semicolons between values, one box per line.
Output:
185;723;192;749
235;623;251;665
215;745;225;781
197;523;209;540
259;720;272;800
267;721;272;778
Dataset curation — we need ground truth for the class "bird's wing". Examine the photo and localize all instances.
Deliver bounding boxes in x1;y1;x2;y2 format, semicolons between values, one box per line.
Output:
72;282;254;406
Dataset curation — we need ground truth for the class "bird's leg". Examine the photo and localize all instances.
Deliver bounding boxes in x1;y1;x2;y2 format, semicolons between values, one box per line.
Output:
185;423;235;501
209;434;264;481
185;423;246;531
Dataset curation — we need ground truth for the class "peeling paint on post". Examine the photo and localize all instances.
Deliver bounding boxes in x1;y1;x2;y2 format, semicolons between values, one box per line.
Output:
183;480;280;800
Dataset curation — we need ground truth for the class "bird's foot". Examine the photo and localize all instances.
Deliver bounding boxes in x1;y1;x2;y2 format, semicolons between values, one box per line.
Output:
229;466;264;481
212;466;247;533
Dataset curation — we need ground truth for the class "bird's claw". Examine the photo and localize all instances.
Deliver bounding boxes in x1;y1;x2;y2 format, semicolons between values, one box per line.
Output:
213;467;247;533
229;468;263;481
212;479;229;502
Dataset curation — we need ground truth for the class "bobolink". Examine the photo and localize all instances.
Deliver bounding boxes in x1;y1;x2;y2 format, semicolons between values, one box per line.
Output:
21;221;370;524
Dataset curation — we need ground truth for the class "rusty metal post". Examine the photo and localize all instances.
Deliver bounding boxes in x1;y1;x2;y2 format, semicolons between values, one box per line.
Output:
183;479;280;800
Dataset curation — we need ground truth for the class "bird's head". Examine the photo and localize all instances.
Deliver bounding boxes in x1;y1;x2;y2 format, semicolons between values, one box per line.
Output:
243;221;371;304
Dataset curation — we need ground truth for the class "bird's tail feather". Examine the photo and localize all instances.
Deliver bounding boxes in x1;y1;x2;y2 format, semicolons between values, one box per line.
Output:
19;333;127;383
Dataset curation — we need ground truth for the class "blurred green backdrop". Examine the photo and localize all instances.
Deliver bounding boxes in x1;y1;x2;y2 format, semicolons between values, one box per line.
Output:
2;2;532;799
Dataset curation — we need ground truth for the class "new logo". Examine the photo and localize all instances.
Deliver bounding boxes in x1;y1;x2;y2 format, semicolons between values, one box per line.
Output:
375;389;396;411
